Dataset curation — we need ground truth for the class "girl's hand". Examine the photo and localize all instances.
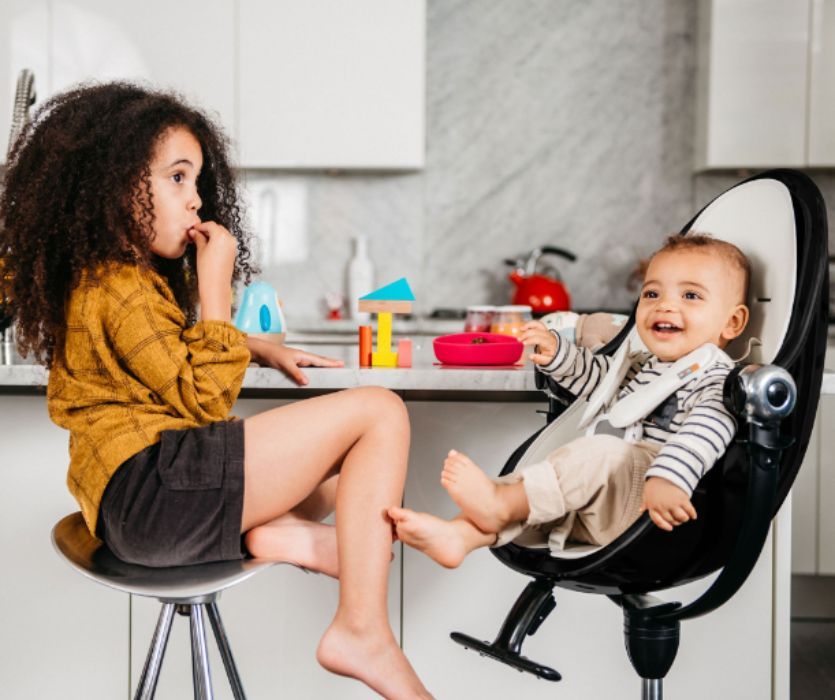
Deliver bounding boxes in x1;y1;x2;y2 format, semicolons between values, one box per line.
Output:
519;321;558;365
188;221;238;321
639;477;697;532
249;339;344;385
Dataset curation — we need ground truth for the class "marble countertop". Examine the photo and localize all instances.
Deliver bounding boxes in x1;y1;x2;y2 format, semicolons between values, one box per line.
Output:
0;339;540;397
3;338;835;397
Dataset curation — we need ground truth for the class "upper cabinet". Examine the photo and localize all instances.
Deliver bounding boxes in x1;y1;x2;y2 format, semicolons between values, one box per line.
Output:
0;0;426;170
695;0;835;170
808;0;835;165
50;0;236;135
238;0;425;169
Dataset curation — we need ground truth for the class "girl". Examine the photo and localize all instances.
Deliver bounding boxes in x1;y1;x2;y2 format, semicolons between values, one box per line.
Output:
0;82;432;700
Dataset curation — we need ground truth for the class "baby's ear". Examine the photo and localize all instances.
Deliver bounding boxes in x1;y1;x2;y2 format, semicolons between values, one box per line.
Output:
722;304;750;341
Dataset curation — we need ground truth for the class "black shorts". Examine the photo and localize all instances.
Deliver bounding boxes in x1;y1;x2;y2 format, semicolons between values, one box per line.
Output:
97;419;246;567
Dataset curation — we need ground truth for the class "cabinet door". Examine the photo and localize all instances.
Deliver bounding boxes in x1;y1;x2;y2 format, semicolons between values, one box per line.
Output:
130;398;401;699
50;0;235;136
808;0;835;165
817;395;835;573
791;409;819;574
695;0;810;170
0;0;49;165
0;398;129;698
238;0;425;169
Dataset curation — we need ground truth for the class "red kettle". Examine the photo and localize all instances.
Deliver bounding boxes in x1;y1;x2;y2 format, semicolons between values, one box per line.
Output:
505;246;576;313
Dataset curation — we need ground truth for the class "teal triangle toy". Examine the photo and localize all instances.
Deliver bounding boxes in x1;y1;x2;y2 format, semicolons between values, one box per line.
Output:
360;277;416;301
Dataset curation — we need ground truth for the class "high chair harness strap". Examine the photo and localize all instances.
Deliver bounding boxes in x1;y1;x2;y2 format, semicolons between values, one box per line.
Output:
578;343;727;432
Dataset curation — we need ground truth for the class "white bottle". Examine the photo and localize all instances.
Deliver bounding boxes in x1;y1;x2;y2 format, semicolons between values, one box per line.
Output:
348;235;374;323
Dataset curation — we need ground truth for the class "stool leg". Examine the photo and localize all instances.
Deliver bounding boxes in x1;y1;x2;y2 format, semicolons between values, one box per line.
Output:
207;601;247;699
190;604;214;700
135;602;176;700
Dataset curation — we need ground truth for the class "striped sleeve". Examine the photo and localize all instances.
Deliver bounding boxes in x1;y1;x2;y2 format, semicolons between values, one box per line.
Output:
645;368;736;495
536;330;614;400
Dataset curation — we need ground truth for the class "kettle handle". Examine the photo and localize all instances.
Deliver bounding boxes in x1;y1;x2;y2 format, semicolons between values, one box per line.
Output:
540;246;576;262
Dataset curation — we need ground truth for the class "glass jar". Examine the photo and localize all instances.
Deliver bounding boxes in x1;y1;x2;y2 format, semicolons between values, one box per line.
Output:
490;305;532;336
464;305;496;333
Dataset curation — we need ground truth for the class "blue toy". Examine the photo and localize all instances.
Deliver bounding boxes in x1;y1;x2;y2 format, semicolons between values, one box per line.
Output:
234;281;286;343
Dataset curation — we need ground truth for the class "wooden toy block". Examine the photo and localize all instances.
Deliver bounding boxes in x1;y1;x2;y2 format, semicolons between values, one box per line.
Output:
396;339;412;368
372;311;398;367
358;299;413;314
359;277;415;302
359;278;415;369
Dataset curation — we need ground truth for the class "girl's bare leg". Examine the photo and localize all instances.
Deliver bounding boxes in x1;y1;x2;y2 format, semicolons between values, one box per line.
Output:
245;475;340;577
242;387;432;699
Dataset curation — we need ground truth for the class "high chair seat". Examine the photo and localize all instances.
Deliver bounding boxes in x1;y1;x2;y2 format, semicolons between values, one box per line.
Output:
52;512;277;699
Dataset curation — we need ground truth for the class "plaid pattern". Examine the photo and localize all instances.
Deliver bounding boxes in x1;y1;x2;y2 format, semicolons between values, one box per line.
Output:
47;263;250;536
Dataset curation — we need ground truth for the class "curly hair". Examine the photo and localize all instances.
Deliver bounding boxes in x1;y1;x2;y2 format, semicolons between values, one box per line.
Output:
652;232;751;302
0;81;258;367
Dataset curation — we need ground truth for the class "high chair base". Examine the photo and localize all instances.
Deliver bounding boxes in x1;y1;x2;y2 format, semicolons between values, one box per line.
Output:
450;578;561;681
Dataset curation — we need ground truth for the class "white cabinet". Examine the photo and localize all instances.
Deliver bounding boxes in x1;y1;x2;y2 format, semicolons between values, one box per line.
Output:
50;0;235;136
695;0;835;169
0;398;128;699
808;0;835;165
695;0;810;170
0;0;49;162
1;1;425;170
237;0;425;169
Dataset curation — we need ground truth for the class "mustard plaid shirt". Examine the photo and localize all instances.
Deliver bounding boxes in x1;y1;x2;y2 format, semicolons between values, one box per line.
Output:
47;262;250;535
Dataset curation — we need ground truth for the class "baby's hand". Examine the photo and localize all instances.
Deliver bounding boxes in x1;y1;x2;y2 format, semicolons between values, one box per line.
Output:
519;321;558;365
640;477;697;532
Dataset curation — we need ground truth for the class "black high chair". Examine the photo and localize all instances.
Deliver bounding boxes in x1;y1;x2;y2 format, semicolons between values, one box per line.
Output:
450;169;828;699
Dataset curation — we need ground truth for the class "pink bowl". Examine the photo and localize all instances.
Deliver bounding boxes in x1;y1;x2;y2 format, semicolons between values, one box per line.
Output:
433;332;524;366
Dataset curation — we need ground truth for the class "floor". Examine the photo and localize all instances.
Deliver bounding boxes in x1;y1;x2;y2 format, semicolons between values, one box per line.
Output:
791;619;835;698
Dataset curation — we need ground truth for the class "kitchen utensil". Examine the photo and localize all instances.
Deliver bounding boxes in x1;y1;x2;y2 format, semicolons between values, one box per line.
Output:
433;332;524;366
505;246;576;313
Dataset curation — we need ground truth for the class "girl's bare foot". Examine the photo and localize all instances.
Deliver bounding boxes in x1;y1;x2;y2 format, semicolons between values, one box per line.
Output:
388;506;489;569
317;619;433;699
244;515;340;578
441;450;517;533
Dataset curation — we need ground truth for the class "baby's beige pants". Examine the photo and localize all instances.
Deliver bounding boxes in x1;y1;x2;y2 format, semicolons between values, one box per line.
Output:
493;434;661;551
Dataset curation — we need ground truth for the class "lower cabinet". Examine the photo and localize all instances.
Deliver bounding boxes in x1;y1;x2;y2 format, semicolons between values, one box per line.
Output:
1;394;784;697
0;397;128;700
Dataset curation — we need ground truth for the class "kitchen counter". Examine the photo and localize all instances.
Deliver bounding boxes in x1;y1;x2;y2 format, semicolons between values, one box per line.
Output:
4;339;835;398
0;339;541;400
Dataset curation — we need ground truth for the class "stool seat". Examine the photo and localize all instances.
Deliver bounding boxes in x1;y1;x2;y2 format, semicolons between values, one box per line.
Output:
51;512;275;601
52;512;278;699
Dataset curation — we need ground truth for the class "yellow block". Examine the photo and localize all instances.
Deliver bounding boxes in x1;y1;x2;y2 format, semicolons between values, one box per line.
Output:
372;351;399;367
376;311;393;354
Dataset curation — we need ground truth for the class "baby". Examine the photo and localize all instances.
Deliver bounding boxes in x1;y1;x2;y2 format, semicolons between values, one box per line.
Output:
389;233;750;565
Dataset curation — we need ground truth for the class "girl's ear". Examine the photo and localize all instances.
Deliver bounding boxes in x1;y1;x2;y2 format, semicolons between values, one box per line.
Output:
721;304;750;341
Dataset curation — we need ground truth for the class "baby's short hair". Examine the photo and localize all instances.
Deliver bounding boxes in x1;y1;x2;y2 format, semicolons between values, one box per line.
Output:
651;232;751;303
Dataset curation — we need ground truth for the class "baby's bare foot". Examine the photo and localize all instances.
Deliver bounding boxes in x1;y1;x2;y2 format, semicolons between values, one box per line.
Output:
441;450;511;533
317;620;433;699
244;517;339;578
388;506;470;569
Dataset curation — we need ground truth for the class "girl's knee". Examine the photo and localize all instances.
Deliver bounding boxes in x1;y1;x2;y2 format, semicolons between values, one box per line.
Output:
351;386;408;425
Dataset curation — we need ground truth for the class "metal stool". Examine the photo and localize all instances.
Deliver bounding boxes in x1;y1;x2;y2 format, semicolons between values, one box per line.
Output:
52;512;276;699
